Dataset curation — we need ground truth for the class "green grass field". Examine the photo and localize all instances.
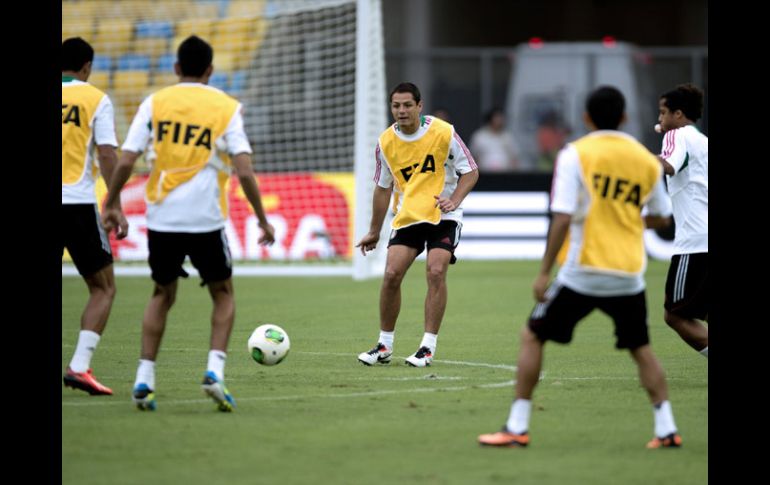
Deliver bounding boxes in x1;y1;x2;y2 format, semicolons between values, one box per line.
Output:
62;260;707;485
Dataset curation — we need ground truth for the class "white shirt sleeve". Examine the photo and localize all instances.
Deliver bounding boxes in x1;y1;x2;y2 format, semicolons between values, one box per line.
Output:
92;95;118;147
549;144;581;215
449;130;478;174
223;103;252;155
642;176;673;217
121;96;153;153
374;142;393;189
659;128;687;173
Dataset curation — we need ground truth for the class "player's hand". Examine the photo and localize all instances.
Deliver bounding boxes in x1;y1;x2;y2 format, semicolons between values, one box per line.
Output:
533;273;551;303
355;232;380;255
102;208;129;240
434;195;457;213
258;222;276;246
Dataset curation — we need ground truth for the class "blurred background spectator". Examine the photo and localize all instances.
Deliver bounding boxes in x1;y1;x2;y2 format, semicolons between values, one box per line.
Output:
535;111;570;172
470;108;521;172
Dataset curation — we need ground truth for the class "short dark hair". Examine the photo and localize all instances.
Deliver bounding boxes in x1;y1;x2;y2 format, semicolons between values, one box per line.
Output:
177;35;213;77
389;82;421;104
62;37;94;72
586;86;625;130
660;83;704;122
484;107;504;124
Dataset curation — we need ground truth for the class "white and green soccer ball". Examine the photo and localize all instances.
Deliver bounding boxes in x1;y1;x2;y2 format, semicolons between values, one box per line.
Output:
248;324;290;365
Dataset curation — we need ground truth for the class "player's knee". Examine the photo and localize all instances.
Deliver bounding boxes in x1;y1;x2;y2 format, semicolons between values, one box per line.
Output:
103;283;117;301
152;284;177;307
520;325;539;343
425;264;447;285
663;309;682;328
382;268;406;288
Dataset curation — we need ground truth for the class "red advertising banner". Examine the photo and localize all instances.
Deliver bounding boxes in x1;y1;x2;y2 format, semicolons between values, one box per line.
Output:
87;173;354;261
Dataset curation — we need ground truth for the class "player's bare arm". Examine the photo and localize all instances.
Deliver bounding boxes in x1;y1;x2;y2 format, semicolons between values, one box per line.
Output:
356;185;392;255
434;168;479;213
534;212;571;302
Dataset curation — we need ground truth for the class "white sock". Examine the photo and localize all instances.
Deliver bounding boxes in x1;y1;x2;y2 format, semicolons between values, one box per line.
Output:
699;346;708;358
419;332;438;353
653;400;677;437
379;331;394;350
135;359;156;390
69;330;100;373
506;399;532;434
207;350;227;381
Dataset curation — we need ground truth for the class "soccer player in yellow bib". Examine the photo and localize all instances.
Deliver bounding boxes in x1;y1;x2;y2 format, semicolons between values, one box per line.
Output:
102;36;275;412
356;82;479;367
62;37;128;397
478;86;682;449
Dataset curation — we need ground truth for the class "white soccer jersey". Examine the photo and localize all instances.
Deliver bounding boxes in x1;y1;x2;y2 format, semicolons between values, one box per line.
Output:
374;116;478;225
551;134;673;296
62;80;118;204
122;83;252;233
659;125;708;254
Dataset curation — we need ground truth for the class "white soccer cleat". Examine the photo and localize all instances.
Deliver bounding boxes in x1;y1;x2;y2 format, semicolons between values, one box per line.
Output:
405;346;433;367
358;343;392;365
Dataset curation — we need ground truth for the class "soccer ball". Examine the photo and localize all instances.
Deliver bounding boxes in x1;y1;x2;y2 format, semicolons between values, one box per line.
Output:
248;324;290;365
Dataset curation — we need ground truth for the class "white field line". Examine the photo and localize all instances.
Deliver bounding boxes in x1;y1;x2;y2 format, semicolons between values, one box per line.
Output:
61;350;692;407
61;350;515;407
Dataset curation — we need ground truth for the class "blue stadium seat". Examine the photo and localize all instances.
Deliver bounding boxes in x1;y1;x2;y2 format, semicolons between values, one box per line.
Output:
92;55;112;71
209;72;229;91
157;53;176;72
230;70;247;94
117;54;151;71
135;20;174;39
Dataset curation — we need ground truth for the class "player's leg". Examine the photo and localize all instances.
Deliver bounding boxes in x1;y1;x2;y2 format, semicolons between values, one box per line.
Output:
630;345;682;448
132;230;186;410
63;204;116;396
406;221;461;367
190;229;236;412
479;284;593;447
381;244;420;331
140;280;179;362
663;253;708;357
358;228;420;365
81;265;117;337
603;291;681;448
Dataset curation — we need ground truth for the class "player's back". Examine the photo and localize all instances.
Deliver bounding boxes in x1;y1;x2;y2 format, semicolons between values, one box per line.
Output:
62;80;113;203
570;131;661;274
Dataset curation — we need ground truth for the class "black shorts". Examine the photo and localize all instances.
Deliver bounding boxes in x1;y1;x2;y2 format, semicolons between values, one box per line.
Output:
528;283;650;350
387;220;462;264
664;252;708;320
61;204;113;277
148;229;232;286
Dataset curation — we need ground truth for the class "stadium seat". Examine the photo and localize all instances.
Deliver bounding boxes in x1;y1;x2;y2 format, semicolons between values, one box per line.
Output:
92;55;113;72
113;70;151;118
88;71;111;91
151;72;179;90
213;51;235;72
133;38;169;67
227;0;266;18
209;72;229;91
62;20;94;42
93;19;134;56
229;70;247;95
117;54;152;71
214;16;253;36
157;53;177;73
187;2;222;19
175;18;215;40
62;1;98;21
135;20;175;39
